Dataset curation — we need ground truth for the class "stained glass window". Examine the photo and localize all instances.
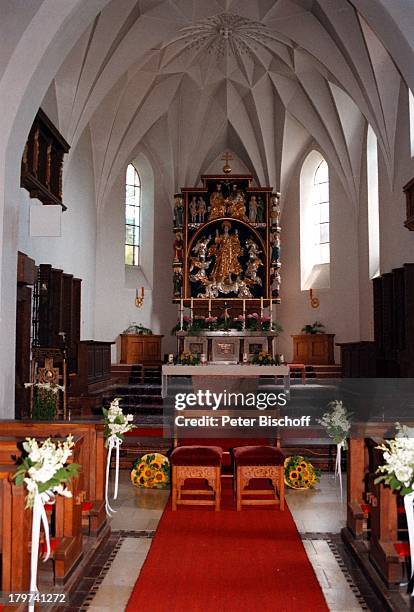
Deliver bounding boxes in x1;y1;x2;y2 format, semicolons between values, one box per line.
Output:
125;164;141;266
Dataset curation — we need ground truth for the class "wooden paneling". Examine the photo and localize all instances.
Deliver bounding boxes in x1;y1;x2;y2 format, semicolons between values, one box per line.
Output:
337;342;376;377
120;334;164;364
291;334;335;365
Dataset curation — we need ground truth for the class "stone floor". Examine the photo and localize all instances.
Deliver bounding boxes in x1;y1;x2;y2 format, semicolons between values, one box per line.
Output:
80;471;389;612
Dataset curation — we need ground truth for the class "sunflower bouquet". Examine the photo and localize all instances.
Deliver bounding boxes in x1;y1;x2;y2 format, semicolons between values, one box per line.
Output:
178;352;200;365
284;455;321;489
131;453;170;489
251;350;276;365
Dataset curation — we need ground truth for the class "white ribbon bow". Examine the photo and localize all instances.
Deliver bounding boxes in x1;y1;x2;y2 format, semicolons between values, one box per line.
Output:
105;436;122;516
335;441;344;503
404;491;414;595
29;492;52;612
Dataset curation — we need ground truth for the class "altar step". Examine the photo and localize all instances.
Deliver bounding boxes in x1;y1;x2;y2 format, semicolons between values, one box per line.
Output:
107;364;163;416
290;364;342;380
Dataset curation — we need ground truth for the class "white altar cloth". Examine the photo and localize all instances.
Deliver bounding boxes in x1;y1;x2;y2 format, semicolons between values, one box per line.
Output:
161;364;290;398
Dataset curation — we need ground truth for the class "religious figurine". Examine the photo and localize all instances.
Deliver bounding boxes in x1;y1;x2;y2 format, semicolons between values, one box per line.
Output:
245;238;263;286
270;232;281;264
248;196;258;223
173;267;183;297
270;270;281;297
197;197;206;223
208;221;243;284
173;232;184;263
189;196;198;223
209;183;226;219
173;194;184;227
189;235;212;282
270;193;281;227
227;184;248;221
256;196;265;223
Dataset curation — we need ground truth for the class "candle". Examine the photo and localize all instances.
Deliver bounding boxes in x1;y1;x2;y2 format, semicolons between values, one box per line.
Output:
243;353;248;364
260;296;264;318
190;297;194;323
168;354;174;364
201;353;207;364
242;299;246;330
270;298;273;329
208;299;212;318
180;299;183;330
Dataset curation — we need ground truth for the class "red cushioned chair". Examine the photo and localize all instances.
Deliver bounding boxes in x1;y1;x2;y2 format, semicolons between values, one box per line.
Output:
170;446;223;511
233;446;285;511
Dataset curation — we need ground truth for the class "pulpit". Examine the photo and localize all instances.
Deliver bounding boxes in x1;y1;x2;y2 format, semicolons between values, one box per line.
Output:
120;333;163;364
291;334;335;365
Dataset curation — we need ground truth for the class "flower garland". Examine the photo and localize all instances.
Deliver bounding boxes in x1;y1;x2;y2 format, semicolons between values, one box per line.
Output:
317;400;352;502
375;423;414;594
178;352;200;365
24;381;65;420
13;435;79;611
103;399;134;515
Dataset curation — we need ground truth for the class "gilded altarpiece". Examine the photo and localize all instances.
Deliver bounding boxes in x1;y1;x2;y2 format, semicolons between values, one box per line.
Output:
172;173;281;304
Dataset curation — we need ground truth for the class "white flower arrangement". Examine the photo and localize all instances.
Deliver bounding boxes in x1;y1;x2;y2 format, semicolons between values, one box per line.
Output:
24;382;65;394
13;435;79;508
375;423;414;495
317;400;352;447
102;398;134;447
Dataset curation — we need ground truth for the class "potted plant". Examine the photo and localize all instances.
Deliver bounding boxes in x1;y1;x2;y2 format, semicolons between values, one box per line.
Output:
301;321;325;335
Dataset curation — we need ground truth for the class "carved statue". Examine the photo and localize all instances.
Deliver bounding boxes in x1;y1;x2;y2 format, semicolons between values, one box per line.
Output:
245;238;263;286
197;197;206;223
270;194;281;227
256;196;265;223
270;269;281;297
227;184;248;221
208;221;243;283
173;232;184;263
189;235;212;282
209;183;226;219
173;267;183;297
270;232;281;264
189;196;198;223
248;196;258;223
173;194;184;227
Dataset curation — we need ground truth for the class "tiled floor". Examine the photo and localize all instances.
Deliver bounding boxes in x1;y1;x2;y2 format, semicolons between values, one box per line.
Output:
83;472;381;611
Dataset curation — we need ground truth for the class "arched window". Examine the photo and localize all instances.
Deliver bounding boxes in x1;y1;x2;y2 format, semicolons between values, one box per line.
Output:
125;164;141;266
300;151;330;290
313;160;330;265
367;125;380;278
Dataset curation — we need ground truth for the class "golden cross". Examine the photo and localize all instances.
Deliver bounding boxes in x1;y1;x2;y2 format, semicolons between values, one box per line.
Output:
221;151;233;165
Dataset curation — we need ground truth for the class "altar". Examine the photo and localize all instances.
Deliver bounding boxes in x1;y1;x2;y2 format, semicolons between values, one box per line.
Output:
161;364;290;398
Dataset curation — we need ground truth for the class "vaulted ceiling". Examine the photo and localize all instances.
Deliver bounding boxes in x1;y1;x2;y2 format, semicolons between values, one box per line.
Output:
46;0;408;209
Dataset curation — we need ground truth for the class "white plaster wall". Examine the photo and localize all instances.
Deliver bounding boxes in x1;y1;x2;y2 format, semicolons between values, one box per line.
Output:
94;153;177;362
276;151;360;363
18;127;97;339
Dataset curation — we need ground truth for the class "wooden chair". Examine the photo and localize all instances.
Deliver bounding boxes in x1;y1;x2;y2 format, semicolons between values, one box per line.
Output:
233;446;285;511
170;446;223;511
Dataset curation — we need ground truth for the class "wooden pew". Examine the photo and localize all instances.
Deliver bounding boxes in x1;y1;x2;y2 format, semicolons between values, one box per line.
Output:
344;428;409;589
0;421;108;536
0;434;85;586
0;465;31;593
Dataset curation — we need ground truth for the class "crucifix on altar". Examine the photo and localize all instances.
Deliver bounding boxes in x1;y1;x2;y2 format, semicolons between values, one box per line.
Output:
221;151;233;174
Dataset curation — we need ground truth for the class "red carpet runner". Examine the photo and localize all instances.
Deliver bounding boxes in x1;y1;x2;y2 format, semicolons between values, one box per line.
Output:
126;481;328;612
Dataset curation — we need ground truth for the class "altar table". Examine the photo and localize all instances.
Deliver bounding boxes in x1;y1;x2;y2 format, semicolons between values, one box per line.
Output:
161;364;290;398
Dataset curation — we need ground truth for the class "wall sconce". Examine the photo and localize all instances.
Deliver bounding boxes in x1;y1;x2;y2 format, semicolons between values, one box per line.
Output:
309;288;320;309
135;286;144;308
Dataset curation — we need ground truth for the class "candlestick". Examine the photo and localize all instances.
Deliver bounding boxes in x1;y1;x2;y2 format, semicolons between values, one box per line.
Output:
242;299;246;330
190;297;194;323
180;299;183;330
260;296;264;318
208;299;212;318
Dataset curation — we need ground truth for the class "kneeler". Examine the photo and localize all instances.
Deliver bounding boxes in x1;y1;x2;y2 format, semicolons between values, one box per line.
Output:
170;446;223;511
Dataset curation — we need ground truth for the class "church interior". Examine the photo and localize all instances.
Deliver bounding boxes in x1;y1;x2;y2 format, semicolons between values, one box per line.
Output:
1;1;414;611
